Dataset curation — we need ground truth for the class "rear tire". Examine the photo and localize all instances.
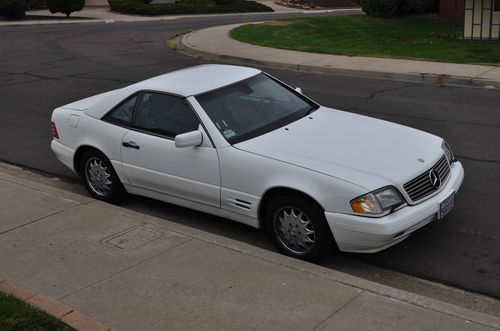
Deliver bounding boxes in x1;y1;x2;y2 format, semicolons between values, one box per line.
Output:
81;149;125;203
265;194;333;262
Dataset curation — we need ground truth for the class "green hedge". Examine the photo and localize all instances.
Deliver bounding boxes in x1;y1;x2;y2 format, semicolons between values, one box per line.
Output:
361;0;437;16
108;0;273;15
0;0;27;19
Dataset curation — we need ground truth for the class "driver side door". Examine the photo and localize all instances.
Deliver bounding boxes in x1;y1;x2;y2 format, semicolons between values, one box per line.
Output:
120;91;221;208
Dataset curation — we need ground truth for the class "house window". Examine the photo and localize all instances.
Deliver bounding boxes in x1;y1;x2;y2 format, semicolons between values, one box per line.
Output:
495;0;500;12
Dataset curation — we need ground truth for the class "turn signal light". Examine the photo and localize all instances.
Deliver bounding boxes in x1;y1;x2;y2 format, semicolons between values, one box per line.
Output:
351;194;381;214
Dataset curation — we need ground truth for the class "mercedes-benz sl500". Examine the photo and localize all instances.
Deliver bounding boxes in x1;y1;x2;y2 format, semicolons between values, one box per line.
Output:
51;65;464;261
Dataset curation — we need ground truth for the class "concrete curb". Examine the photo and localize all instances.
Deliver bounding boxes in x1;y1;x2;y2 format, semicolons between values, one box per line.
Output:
178;25;500;88
0;278;114;331
1;163;499;329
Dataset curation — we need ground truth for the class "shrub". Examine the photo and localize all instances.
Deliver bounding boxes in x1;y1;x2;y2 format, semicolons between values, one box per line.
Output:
0;0;27;19
26;0;47;9
177;0;215;6
398;0;437;14
108;0;273;15
46;0;84;16
361;0;398;17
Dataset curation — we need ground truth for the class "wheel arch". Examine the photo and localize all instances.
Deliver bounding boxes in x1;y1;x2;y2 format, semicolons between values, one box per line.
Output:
258;187;325;229
73;145;106;174
258;186;339;254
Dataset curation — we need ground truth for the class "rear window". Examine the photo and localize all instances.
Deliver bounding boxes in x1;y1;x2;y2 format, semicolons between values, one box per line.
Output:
104;95;138;126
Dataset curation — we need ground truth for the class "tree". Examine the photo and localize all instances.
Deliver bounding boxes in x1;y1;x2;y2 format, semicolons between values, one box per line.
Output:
0;0;27;19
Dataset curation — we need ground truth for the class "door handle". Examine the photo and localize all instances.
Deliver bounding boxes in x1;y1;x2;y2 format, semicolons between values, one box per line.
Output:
122;141;140;149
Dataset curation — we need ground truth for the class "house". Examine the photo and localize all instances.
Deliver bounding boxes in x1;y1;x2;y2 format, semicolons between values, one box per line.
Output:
463;0;499;39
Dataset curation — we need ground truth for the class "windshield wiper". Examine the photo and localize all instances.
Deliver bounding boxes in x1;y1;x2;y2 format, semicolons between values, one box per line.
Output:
305;105;319;116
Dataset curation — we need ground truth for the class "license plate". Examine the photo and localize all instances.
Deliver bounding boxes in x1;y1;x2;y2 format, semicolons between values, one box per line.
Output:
438;192;455;220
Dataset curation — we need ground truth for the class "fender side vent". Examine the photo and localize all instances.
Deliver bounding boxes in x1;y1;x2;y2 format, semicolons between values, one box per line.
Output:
227;198;252;210
234;203;251;210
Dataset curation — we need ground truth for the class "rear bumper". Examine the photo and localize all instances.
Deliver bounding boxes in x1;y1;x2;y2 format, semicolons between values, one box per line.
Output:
325;161;464;253
51;139;76;173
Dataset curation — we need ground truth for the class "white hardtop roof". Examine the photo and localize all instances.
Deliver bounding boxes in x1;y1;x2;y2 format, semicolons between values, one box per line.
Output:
78;65;261;119
126;64;261;97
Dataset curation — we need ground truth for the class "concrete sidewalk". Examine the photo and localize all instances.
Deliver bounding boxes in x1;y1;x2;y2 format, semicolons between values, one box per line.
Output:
180;23;500;87
1;162;500;330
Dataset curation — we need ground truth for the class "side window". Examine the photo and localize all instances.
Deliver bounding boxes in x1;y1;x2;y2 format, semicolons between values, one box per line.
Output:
134;92;199;138
104;95;137;126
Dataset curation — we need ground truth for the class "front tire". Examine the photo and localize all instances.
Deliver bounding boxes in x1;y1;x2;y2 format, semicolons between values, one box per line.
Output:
81;149;125;203
265;194;333;262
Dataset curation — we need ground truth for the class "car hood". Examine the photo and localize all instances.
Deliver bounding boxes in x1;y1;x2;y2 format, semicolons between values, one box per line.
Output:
234;107;444;191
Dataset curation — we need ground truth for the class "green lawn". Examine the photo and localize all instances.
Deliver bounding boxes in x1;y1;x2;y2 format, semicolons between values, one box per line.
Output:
0;292;72;331
230;15;500;65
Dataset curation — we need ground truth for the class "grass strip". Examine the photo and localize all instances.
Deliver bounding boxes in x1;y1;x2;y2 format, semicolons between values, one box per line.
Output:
230;15;500;65
0;291;72;331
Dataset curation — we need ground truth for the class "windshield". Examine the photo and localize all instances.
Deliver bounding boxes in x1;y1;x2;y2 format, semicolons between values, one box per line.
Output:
195;73;318;144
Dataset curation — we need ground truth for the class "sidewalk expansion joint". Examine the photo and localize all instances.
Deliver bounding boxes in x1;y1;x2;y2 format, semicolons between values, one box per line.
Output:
0;204;81;236
56;238;193;301
475;67;497;79
0;176;81;204
310;291;363;331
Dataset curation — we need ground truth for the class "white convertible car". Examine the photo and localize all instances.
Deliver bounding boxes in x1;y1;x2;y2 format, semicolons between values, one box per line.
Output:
51;64;464;261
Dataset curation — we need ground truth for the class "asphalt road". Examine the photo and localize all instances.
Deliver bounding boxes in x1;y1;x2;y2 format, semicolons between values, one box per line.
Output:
0;14;499;298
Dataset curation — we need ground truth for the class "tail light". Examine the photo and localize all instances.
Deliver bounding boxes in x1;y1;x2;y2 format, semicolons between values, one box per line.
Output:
51;121;59;139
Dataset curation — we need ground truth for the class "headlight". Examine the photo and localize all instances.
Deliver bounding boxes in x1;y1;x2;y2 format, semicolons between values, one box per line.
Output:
441;140;455;164
442;140;454;164
351;187;404;216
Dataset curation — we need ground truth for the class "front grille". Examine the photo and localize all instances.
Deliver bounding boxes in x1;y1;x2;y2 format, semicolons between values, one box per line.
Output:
403;155;450;203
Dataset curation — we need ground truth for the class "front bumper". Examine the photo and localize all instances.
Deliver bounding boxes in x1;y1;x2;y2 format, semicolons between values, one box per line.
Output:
325;161;464;253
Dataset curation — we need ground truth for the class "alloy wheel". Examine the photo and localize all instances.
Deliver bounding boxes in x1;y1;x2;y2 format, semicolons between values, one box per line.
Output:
274;206;316;255
85;157;112;197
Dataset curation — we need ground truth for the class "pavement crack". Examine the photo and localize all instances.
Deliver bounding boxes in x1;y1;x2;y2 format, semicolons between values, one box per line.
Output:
72;74;134;84
366;84;413;100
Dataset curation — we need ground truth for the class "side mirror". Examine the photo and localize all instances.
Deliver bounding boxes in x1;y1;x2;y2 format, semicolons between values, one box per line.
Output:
175;130;203;148
295;87;302;94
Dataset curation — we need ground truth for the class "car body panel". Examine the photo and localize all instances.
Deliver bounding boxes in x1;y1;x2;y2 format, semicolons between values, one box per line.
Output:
60;90;118;111
235;106;443;195
120;129;221;208
217;146;367;217
327;161;464;253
